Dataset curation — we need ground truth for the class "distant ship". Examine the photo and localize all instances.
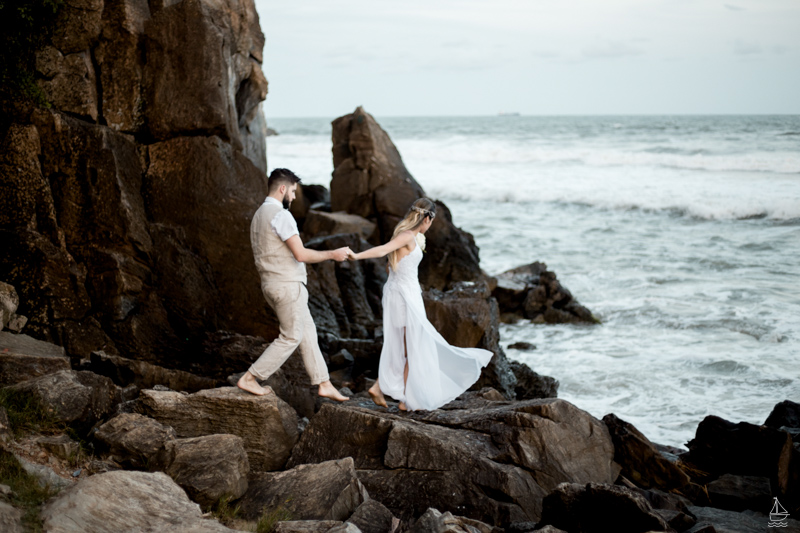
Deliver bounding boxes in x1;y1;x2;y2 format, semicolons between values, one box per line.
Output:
769;497;790;526
497;112;520;117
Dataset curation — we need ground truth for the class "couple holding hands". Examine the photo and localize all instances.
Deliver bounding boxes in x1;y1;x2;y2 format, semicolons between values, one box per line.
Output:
237;169;491;411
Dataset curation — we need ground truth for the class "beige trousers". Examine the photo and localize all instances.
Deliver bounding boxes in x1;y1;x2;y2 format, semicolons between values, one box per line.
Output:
249;281;329;385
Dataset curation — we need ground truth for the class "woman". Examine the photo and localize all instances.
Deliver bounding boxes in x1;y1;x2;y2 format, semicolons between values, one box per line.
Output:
350;198;493;411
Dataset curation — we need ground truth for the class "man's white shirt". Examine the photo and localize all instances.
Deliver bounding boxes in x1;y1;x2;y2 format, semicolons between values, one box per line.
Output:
264;197;299;242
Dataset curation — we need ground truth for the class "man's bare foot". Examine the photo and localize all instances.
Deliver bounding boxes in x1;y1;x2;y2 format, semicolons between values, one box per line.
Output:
368;383;388;408
317;380;349;402
398;402;408;411
237;371;271;396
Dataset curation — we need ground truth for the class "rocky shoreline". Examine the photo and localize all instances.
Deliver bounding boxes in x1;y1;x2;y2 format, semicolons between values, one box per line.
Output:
1;0;799;531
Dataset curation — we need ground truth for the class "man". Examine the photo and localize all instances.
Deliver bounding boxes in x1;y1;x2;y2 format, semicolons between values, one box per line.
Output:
237;168;351;401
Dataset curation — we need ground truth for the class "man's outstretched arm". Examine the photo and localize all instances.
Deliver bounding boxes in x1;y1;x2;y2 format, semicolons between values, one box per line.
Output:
285;235;351;264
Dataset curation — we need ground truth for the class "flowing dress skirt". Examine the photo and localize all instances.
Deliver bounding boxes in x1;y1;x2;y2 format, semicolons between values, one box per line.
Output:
378;253;493;410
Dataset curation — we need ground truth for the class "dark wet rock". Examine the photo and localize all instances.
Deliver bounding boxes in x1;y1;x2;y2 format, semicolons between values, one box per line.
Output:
137;386;298;472
493;262;595;325
89;350;218;393
507;342;536;351
766;400;800;430
239;458;368;521
8;369;120;432
687;505;800;533
706;474;772;513
288;398;619;525
303;211;377;241
0;331;70;386
653;508;696;532
682;415;799;513
94;413;177;469
40;470;238;532
331;107;484;290
602;413;692;491
159;434;249;507
346;499;396;533
538;482;670;533
508;361;558;400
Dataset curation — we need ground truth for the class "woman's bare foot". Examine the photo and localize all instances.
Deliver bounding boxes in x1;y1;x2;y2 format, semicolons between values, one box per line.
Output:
368;383;388;408
317;380;349;402
237;371;271;396
398;402;408;411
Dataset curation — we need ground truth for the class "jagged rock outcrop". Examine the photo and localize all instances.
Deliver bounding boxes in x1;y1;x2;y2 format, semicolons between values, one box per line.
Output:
330;107;484;291
239;457;368;521
1;0;272;373
40;470;239;532
137;386;299;471
602;413;693;492
287;397;619;525
88;350;218;393
0;331;70;386
493;262;595;325
8;369;121;432
680;414;800;513
94;413;178;469
159;434;250;507
538;482;670;533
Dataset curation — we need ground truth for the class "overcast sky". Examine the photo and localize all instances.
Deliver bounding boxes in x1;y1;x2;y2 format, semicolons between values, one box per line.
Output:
253;0;800;117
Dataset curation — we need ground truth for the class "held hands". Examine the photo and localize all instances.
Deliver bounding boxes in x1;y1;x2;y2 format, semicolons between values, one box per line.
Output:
331;247;353;262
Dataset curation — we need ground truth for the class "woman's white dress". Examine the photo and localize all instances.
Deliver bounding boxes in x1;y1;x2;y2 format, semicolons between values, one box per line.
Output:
378;242;493;410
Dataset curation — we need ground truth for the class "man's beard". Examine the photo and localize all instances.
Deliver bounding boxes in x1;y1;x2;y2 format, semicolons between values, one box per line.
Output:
282;195;291;210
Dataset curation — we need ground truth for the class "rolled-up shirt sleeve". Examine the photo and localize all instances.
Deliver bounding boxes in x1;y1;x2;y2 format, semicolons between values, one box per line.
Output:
270;209;299;241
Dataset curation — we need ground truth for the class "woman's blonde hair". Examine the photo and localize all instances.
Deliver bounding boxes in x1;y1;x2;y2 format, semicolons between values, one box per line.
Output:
388;198;436;271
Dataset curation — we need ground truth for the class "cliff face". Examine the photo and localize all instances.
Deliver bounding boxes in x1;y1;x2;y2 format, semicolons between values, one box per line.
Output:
0;0;272;367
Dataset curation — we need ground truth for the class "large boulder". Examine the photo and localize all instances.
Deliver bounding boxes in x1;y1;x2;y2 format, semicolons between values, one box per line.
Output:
239;457;368;521
8;369;120;431
346;499;396;533
137;386;299;471
602;413;692;492
89;350;218;393
303;211;377;241
493;262;595;325
681;415;799;513
706;474;772;513
40;470;239;532
0;331;70;386
766;400;800;431
287;398;619;525
160;434;250;507
94;413;177;469
538;482;670;533
330;107;483;290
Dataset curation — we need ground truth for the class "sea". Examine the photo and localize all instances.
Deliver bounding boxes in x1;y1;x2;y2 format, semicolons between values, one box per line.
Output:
265;114;800;448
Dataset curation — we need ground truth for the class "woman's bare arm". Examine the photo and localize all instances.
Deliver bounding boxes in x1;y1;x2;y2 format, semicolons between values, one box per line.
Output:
352;231;415;261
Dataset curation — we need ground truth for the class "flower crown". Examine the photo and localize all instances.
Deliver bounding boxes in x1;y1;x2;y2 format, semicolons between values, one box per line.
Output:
411;206;435;219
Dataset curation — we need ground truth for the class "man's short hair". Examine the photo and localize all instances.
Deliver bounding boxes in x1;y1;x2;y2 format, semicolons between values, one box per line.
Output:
268;168;302;192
